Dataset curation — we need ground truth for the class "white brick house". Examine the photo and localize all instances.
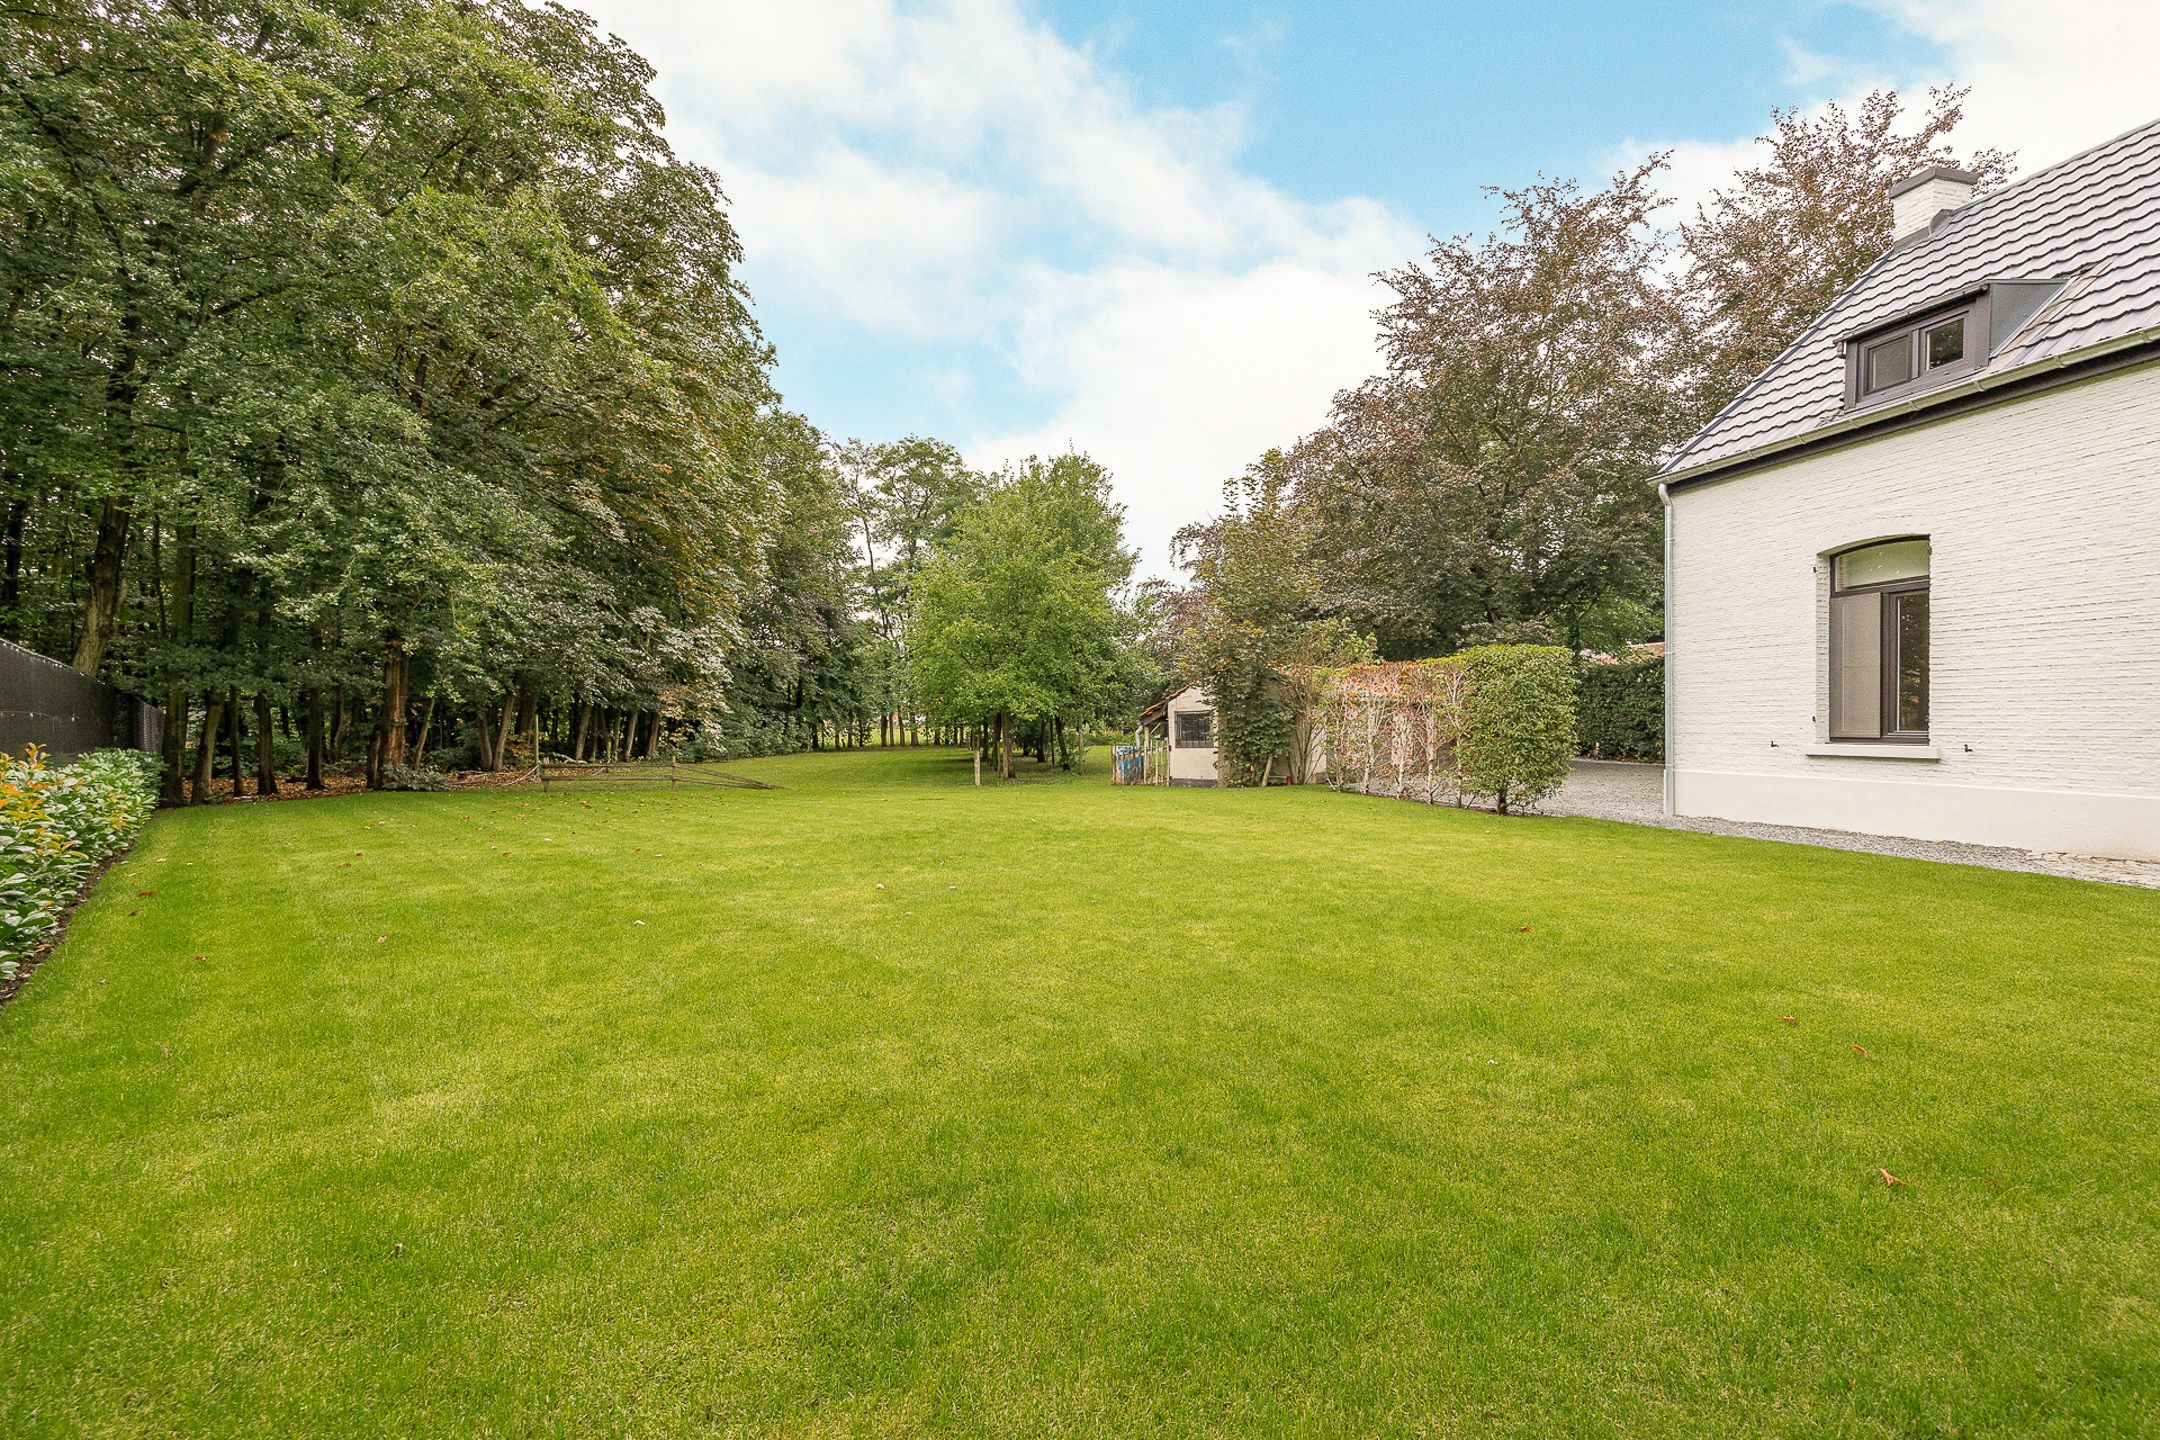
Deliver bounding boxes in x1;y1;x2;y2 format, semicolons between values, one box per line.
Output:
1657;122;2160;862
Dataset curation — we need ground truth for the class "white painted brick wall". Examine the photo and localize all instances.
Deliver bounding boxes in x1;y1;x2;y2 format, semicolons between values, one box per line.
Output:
1668;360;2160;859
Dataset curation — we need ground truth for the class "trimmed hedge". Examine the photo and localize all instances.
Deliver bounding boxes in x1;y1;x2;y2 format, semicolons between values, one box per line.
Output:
1311;644;1578;814
1;746;160;989
1575;656;1664;761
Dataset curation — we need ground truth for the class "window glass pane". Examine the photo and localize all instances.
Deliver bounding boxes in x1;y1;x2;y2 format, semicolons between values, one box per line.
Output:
1924;317;1966;369
1894;591;1930;733
1865;335;1913;391
1828;592;1884;740
1834;538;1930;589
1174;711;1212;747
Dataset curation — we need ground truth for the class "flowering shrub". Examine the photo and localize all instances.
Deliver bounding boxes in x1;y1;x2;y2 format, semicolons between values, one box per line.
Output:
1;747;161;987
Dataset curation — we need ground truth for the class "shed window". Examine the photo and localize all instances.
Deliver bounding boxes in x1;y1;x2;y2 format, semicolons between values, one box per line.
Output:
1828;539;1930;741
1173;710;1213;748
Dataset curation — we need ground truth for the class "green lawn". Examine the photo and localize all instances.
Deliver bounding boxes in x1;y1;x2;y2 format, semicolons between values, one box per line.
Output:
4;748;2156;1437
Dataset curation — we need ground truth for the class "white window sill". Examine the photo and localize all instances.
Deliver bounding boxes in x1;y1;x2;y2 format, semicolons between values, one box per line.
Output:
1803;744;1940;761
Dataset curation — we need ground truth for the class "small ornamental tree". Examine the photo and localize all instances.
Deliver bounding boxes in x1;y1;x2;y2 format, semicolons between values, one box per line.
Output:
1455;646;1578;814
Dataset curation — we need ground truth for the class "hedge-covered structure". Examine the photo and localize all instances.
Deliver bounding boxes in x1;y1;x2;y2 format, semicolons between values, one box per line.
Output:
1575;655;1664;761
1306;645;1577;814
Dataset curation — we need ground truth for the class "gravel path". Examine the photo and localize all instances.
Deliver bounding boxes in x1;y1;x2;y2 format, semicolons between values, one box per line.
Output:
1534;759;2160;889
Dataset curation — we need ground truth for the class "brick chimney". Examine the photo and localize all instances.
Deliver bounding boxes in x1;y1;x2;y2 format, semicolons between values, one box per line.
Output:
1888;165;1978;244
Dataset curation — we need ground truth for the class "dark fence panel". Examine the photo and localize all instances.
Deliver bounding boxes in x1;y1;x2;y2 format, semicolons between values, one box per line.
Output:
0;639;165;762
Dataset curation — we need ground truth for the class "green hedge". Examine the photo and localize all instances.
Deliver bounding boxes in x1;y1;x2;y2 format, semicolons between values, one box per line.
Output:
1575;656;1664;761
1;747;160;989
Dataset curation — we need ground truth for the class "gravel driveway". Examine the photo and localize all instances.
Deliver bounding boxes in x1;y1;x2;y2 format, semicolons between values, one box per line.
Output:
1535;759;2160;889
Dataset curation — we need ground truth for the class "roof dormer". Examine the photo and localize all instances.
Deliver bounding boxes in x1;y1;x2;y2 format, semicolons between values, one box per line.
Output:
1840;278;2070;411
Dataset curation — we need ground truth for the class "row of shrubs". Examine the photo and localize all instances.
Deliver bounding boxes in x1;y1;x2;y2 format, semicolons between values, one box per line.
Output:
1309;644;1579;814
1;747;162;988
1575;655;1664;761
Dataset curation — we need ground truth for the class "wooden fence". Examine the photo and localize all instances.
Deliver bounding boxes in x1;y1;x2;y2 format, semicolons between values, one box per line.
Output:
1112;739;1168;786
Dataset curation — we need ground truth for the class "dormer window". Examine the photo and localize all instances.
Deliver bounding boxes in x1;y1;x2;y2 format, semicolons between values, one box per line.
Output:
1840;278;2070;414
1848;301;1979;407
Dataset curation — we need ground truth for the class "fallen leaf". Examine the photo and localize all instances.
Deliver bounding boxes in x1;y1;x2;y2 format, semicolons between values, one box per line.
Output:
1879;1168;1904;1187
136;890;155;898
1850;1043;1870;1056
875;883;885;890
1782;1015;1798;1025
1517;925;1532;933
375;935;388;943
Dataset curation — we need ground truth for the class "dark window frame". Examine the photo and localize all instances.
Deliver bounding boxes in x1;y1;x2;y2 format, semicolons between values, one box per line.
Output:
1843;294;1988;410
1828;539;1931;743
1172;710;1213;748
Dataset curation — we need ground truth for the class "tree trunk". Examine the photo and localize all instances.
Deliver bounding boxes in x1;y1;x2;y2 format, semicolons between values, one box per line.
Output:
306;687;326;790
571;702;590;761
493;689;517;771
191;697;223;804
71;497;128;676
255;693;278;796
476;703;498;771
411;694;434;765
0;497;25;642
159;695;191;807
157;528;197;805
644;710;662;759
371;637;410;787
227;687;246;797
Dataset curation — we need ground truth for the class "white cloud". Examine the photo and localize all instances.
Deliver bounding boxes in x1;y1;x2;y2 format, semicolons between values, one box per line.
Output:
971;239;1407;575
720;150;1004;334
573;0;1422;575
1859;0;2160;169
1625;0;2160;227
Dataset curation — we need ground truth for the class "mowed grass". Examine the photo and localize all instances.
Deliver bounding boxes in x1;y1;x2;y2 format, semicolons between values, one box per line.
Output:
3;749;2157;1438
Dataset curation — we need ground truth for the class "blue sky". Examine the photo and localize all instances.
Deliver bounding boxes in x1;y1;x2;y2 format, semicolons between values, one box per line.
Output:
574;1;2157;574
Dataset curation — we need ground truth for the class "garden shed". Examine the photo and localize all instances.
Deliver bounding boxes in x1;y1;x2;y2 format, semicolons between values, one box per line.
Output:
1131;685;1218;786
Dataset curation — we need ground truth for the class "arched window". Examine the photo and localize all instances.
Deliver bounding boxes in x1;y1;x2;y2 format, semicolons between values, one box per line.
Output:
1828;539;1930;741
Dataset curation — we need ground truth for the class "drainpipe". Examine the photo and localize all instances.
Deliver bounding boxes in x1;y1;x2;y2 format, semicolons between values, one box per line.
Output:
1659;481;1676;817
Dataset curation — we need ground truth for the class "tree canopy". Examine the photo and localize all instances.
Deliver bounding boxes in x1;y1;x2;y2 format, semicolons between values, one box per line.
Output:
909;455;1144;778
0;0;821;791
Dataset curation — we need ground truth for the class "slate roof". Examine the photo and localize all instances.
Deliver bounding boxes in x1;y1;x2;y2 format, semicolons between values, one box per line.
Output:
1662;115;2160;479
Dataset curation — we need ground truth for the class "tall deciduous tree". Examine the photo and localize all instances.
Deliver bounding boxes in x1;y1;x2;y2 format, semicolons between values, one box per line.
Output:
1;1;792;793
909;454;1139;778
1296;161;1691;657
1682;87;2014;415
